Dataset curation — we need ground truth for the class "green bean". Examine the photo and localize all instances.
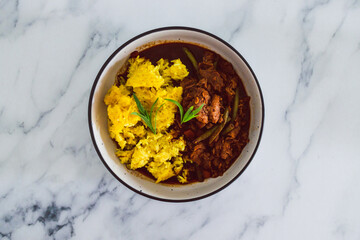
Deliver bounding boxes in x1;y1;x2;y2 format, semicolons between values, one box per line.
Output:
213;55;219;69
221;123;235;136
221;87;240;136
231;87;240;122
213;60;218;69
209;107;230;144
194;125;219;144
183;47;198;73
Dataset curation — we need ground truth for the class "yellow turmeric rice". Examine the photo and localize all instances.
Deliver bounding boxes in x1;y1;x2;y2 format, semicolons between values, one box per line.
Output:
104;56;189;183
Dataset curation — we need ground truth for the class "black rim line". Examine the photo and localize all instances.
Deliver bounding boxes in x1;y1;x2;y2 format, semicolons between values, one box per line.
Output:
88;26;265;203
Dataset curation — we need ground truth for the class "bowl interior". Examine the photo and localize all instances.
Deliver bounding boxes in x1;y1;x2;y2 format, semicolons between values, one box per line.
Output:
89;28;264;201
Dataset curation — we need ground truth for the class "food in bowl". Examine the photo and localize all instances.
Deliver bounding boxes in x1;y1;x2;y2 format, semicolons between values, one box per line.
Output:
104;42;251;184
89;27;264;201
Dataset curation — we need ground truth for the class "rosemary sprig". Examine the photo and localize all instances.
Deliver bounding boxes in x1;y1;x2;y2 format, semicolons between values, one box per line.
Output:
131;93;164;134
165;99;204;124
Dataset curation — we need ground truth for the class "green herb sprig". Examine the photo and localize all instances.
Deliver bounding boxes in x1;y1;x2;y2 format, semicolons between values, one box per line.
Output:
131;93;164;134
165;99;204;124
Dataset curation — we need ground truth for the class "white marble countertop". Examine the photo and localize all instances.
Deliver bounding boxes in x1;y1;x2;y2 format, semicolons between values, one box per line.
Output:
1;0;360;239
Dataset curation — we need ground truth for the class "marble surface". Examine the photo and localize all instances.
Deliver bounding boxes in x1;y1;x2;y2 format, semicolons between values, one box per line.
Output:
1;0;360;239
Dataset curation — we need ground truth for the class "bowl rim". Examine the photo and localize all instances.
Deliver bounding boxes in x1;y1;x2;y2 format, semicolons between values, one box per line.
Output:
88;26;265;202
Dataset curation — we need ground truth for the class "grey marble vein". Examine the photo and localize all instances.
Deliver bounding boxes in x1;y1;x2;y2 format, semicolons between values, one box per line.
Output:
0;0;360;239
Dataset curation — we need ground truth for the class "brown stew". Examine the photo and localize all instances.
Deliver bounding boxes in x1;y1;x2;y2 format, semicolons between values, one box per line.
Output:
117;42;250;184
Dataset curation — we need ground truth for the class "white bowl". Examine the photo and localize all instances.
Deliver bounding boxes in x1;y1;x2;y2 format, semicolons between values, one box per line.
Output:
88;27;264;202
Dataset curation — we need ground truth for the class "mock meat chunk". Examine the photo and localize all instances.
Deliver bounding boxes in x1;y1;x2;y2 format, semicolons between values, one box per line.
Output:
175;49;250;182
198;63;224;92
209;94;221;124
